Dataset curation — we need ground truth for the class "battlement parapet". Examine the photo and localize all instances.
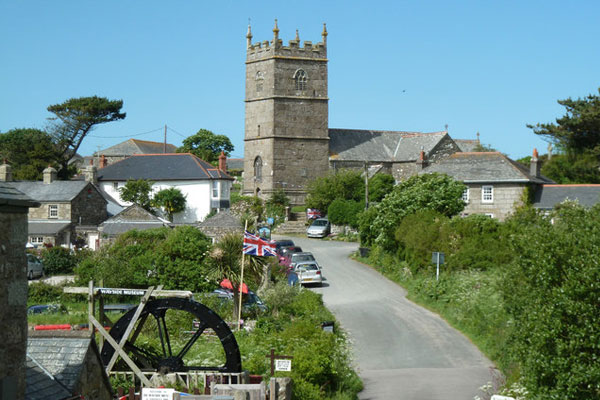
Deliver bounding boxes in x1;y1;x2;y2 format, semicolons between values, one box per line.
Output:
246;21;328;62
247;39;326;61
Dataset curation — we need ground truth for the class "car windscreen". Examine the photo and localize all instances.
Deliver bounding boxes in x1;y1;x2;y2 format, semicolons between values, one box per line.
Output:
312;220;328;226
297;264;318;271
293;254;315;262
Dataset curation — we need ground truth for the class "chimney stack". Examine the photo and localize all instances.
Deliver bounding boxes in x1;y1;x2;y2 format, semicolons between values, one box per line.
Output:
43;165;57;184
0;159;12;182
84;164;98;184
415;148;427;171
530;148;540;178
100;155;107;168
218;151;227;172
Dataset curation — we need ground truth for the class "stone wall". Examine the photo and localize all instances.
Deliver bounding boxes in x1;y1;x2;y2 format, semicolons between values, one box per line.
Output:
70;184;107;225
463;183;526;221
28;202;70;220
0;209;29;399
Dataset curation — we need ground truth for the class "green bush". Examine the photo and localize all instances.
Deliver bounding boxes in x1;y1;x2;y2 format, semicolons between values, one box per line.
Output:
327;199;364;228
40;247;78;275
305;169;364;212
28;281;64;303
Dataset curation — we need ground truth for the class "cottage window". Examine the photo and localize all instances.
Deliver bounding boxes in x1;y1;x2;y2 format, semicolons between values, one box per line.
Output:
462;188;470;203
48;204;58;218
212;181;219;198
482;186;493;203
294;69;307;91
113;182;119;191
31;236;44;244
254;156;262;182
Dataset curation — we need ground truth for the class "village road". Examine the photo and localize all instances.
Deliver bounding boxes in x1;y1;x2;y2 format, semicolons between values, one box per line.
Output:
284;235;495;400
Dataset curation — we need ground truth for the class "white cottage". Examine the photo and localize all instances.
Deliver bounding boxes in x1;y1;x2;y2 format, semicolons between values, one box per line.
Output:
96;153;233;223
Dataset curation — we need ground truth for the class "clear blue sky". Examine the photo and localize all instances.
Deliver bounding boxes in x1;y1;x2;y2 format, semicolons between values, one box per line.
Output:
2;1;599;160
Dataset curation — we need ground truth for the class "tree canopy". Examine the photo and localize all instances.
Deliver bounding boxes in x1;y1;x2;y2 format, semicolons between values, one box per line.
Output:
118;179;154;211
47;96;126;178
152;187;187;222
360;173;466;249
305;169;365;212
0;128;59;180
528;88;600;153
177;129;234;164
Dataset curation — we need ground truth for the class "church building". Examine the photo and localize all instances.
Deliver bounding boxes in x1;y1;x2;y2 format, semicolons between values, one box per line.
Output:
242;21;471;204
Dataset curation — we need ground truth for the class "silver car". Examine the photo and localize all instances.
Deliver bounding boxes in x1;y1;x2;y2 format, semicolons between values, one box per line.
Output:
26;254;44;280
306;218;331;238
293;261;323;286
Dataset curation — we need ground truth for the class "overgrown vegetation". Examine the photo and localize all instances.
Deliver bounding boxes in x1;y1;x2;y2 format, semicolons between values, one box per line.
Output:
360;202;600;399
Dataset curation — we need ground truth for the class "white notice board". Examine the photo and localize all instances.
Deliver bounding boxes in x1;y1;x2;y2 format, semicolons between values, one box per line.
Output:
275;359;292;372
141;388;176;400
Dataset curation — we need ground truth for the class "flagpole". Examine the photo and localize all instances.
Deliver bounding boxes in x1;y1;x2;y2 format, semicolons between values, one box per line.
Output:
238;220;248;331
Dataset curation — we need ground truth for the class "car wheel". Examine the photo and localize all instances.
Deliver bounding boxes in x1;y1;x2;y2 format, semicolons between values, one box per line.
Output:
28;271;33;280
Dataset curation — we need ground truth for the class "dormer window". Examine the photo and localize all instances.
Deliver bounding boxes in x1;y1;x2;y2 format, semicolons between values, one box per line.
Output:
294;69;307;91
255;71;264;92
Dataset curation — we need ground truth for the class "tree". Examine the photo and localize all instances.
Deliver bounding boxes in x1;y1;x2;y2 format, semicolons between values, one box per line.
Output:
208;233;268;320
152;187;187;222
47;96;126;178
368;173;395;203
0;128;59;180
305;169;364;212
119;179;153;211
361;173;466;249
528;88;600;154
177;129;234;164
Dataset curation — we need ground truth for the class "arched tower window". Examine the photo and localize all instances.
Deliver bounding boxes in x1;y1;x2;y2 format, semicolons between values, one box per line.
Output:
294;69;307;91
254;156;262;182
255;71;264;92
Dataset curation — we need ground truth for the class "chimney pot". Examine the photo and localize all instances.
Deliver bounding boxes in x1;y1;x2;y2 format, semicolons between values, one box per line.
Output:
218;151;227;172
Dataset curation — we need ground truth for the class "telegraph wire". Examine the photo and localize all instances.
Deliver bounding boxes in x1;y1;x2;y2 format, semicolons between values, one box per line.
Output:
88;127;163;139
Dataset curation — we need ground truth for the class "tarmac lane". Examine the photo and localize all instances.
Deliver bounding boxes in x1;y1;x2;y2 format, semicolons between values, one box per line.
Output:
283;235;495;400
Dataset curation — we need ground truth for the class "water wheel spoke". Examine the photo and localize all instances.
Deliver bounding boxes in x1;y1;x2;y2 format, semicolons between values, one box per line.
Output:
124;342;159;369
153;313;170;358
176;321;208;360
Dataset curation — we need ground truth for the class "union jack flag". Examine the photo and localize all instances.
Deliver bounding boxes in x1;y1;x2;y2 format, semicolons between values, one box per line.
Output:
307;208;323;219
243;231;276;256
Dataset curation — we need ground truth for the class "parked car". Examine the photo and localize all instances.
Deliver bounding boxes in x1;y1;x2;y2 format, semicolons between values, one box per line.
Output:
275;239;295;253
306;218;331;238
287;252;319;269
26;253;44;280
208;288;268;313
278;246;302;261
27;304;68;315
293;261;323;286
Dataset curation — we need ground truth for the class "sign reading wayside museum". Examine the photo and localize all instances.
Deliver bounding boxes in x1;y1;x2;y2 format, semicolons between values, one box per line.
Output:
98;288;146;296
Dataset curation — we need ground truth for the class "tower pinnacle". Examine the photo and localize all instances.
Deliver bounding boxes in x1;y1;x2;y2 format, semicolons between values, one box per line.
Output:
246;24;253;48
322;23;328;45
295;29;300;42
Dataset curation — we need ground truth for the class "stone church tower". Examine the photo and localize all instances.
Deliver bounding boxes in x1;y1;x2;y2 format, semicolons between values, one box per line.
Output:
243;21;330;204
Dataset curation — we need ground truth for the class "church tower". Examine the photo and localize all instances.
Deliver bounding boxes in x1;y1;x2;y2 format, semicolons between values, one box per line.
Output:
243;21;330;204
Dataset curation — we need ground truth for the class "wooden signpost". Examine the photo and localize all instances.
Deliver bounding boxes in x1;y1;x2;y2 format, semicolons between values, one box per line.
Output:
265;348;293;375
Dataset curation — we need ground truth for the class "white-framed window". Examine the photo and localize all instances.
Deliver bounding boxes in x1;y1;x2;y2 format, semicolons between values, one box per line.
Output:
462;188;470;203
294;69;307;91
482;186;493;203
48;204;58;218
31;236;44;244
212;181;219;198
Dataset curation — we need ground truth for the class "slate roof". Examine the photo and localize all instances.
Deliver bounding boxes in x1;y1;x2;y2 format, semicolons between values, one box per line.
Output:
26;355;74;400
96;139;177;156
96;153;234;181
28;221;72;235
99;204;169;235
533;184;600;209
421;152;554;184
226;158;244;170
4;181;91;202
198;210;243;228
328;129;449;162
26;331;94;399
0;182;40;208
454;139;480;153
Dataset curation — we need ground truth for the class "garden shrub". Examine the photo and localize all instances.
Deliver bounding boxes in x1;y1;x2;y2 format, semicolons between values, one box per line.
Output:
328;199;364;228
28;281;64;303
40;247;77;275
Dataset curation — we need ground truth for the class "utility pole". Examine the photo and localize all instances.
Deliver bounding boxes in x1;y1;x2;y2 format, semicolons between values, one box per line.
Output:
163;125;167;153
364;162;369;210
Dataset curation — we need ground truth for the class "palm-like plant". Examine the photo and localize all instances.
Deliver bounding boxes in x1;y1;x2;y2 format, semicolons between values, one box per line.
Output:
208;233;269;321
152;187;187;222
